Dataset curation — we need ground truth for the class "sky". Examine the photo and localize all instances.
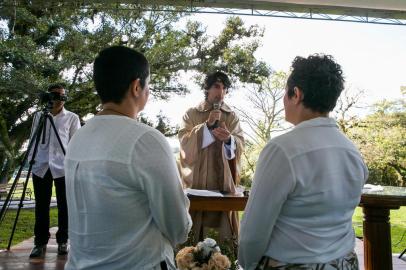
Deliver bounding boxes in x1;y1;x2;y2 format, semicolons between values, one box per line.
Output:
142;13;406;131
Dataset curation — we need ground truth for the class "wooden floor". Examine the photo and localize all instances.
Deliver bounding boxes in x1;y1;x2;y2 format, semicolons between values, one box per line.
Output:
0;228;405;269
354;237;406;270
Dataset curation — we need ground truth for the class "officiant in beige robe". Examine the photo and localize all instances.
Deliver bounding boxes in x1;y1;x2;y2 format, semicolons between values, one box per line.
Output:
178;71;244;244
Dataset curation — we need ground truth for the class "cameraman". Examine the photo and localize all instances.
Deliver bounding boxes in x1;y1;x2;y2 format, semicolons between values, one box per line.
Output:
28;84;81;258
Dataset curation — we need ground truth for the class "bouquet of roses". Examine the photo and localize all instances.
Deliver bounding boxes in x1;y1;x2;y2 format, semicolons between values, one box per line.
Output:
176;238;231;270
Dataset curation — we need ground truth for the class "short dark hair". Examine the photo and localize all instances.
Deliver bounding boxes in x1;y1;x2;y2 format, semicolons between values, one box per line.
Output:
47;83;65;92
287;54;344;113
203;71;231;99
93;46;149;104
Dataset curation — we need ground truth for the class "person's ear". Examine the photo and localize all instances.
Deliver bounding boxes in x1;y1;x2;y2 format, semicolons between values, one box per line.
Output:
130;79;141;98
293;87;303;105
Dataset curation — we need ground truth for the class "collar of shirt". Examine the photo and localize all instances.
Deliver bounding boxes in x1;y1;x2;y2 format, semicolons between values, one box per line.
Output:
294;117;338;130
195;101;233;113
53;107;67;118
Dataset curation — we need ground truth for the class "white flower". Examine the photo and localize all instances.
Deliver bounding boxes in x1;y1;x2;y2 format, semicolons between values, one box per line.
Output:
196;241;204;251
203;238;217;248
204;238;221;253
196;238;221;259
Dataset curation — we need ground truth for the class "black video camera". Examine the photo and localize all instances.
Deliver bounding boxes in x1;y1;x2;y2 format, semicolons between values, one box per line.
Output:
39;91;67;104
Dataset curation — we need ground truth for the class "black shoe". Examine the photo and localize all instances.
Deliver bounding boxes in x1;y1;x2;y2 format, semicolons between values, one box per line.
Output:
29;245;46;258
57;243;68;255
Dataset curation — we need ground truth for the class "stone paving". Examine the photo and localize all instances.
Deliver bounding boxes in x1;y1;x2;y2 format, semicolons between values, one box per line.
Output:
0;228;66;270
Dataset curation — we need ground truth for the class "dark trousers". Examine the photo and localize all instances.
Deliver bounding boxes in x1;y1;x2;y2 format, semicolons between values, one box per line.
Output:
32;170;68;245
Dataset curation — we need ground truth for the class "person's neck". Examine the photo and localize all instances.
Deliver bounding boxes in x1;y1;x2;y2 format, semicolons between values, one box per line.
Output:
51;107;63;116
99;101;139;119
293;108;328;125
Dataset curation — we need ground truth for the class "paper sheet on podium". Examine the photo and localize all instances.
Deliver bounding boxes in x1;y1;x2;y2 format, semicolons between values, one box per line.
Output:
362;184;384;192
185;188;224;197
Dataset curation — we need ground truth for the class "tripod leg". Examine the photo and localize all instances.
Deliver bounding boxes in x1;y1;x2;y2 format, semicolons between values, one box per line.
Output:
0;110;67;250
400;248;406;259
0;114;46;250
7;170;33;250
0;114;46;222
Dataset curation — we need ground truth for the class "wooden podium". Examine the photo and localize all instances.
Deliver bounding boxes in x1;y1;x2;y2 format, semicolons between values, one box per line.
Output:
188;186;406;270
360;186;406;270
188;193;248;211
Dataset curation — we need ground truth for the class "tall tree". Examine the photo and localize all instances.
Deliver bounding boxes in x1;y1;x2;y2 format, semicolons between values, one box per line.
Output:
347;98;406;186
235;71;288;184
0;2;270;182
235;71;288;145
333;87;365;134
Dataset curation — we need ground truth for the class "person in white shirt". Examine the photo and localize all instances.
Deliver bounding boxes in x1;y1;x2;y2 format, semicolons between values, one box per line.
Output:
178;71;244;243
29;84;81;258
64;46;192;270
238;54;368;270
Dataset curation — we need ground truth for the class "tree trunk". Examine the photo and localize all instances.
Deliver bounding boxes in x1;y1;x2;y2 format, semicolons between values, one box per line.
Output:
0;158;12;185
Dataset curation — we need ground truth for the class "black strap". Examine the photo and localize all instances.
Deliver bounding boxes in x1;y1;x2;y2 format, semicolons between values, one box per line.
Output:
160;261;168;270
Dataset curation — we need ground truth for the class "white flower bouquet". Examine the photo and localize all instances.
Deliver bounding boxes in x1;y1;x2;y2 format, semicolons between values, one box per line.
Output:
176;238;231;270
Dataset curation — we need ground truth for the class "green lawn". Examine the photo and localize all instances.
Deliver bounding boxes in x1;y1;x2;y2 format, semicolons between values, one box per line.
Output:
9;179;57;198
352;206;406;253
1;179;58;249
239;206;406;254
1;207;405;254
0;208;58;249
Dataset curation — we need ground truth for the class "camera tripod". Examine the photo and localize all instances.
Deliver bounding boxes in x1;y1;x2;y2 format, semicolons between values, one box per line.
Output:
0;105;65;250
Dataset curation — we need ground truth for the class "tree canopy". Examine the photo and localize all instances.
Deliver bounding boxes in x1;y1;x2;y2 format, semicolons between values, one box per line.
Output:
236;71;289;184
347;99;406;186
0;2;270;183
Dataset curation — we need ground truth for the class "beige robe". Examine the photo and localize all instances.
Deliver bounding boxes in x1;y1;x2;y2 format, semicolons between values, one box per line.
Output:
178;101;244;243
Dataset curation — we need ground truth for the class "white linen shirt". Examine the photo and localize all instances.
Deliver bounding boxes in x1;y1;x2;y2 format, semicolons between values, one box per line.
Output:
238;117;368;270
28;108;81;178
64;115;192;270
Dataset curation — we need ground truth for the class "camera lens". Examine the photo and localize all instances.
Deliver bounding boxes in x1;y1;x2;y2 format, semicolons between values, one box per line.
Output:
39;92;67;103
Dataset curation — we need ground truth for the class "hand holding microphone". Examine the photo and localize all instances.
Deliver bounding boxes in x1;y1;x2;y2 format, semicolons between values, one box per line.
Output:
207;102;222;130
207;103;231;142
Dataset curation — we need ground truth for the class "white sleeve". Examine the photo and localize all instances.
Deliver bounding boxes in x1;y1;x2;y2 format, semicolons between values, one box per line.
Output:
238;142;295;270
223;135;236;160
133;131;192;247
69;114;81;139
202;124;215;149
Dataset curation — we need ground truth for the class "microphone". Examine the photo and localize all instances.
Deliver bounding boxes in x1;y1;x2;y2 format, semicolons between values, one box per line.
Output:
212;102;221;129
